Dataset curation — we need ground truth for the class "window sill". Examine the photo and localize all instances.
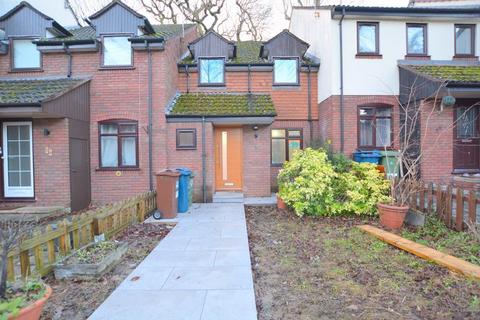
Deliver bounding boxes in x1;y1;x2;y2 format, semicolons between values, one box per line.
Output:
453;55;479;61
355;54;383;59
273;84;300;89
271;164;284;168
98;66;136;71
404;54;431;60
452;169;480;174
198;84;226;88
9;68;43;73
95;167;141;172
0;198;35;202
176;148;197;151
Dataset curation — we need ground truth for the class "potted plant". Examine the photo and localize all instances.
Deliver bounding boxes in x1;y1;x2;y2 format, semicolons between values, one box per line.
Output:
277;193;287;210
0;218;52;320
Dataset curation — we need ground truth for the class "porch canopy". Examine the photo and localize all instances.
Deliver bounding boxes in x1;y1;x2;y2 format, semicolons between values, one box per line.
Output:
399;61;480;104
0;78;90;118
166;93;277;124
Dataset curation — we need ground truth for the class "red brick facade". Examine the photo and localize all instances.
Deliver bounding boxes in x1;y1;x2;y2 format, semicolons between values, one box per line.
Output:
318;95;400;156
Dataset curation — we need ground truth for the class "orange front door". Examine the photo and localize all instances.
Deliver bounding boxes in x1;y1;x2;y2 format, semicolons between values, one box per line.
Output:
215;127;243;191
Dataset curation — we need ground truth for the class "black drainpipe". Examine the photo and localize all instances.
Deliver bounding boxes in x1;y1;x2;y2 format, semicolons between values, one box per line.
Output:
186;65;190;93
202;116;207;203
64;43;72;78
307;65;313;144
339;8;345;153
147;41;154;191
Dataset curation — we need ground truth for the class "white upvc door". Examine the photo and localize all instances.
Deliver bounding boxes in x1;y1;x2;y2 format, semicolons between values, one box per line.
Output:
2;122;34;198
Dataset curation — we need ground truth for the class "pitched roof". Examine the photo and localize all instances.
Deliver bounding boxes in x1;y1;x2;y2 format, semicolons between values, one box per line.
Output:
167;93;277;117
37;24;196;44
89;0;144;19
180;40;317;65
401;64;480;85
0;78;87;105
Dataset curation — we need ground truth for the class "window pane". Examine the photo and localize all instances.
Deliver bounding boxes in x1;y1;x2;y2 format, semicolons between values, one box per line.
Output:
407;26;425;54
8;172;20;187
288;139;301;160
360;108;375;116
376;118;391;147
288;130;301;138
376;108;391;117
103;36;131;66
272;129;286;138
100;124;118;134
358;24;377;53
119;124;136;133
274;59;298;84
272;139;286;164
20;172;31;187
101;136;118;167
121;137;136;166
360;119;374;146
456;26;473;55
13;39;40;69
456;107;478;138
178;131;195;148
200;59;224;84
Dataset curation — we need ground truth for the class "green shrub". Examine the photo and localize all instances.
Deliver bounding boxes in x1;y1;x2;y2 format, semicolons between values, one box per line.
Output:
278;148;390;217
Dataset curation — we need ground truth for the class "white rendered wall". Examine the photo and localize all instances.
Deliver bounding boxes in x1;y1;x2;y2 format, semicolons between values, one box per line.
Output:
291;7;480;102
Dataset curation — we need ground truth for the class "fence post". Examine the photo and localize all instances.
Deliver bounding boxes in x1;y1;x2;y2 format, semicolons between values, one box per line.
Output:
427;182;433;213
7;256;14;282
19;250;30;278
468;190;477;226
435;184;443;219
445;185;453;228
456;188;464;231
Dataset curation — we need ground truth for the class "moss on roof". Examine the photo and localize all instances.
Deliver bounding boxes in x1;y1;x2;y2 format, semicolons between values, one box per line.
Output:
0;78;85;104
407;65;480;83
39;24;196;43
168;93;276;117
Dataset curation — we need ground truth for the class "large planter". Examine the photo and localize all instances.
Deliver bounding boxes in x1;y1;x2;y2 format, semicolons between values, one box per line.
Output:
277;196;287;210
9;285;52;320
377;203;409;229
54;241;128;280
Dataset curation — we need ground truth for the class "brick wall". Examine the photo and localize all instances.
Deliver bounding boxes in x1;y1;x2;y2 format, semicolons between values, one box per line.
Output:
243;125;271;197
318;95;400;156
32;118;71;207
177;70;318;121
420;100;454;183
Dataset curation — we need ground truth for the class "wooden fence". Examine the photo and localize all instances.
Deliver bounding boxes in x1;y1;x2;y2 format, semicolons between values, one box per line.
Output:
411;183;478;231
6;191;156;281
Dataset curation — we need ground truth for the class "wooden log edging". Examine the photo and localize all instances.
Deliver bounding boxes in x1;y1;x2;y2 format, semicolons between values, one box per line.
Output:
357;225;480;280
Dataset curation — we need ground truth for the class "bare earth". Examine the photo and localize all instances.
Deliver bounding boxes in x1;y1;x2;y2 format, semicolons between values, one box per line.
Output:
245;206;480;320
41;223;172;320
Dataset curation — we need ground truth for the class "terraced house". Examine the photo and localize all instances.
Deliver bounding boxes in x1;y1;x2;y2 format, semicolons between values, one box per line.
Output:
291;0;480;184
0;0;319;210
0;0;197;211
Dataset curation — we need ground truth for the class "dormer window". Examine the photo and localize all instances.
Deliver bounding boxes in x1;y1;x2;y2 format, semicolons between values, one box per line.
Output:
11;38;41;70
199;58;225;85
102;35;132;67
274;58;299;85
455;24;476;57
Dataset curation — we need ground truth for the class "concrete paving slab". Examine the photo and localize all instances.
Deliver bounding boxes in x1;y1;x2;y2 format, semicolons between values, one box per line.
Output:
162;266;253;290
139;250;216;268
90;203;257;320
89;290;206;320
214;250;251;267
201;290;257;320
116;266;173;291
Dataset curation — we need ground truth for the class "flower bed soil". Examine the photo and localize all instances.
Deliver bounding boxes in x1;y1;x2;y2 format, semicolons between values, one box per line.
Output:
246;206;480;320
41;223;172;320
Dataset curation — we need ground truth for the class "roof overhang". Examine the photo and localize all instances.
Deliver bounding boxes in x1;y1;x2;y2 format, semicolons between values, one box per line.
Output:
331;5;480;20
166;116;275;125
0;105;64;119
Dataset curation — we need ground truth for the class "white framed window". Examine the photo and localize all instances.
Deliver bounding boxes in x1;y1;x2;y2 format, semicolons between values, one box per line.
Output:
12;38;41;70
273;58;299;85
102;36;132;67
199;58;225;85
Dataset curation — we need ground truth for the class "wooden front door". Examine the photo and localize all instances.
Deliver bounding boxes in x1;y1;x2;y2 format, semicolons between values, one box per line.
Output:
215;127;243;191
454;104;480;172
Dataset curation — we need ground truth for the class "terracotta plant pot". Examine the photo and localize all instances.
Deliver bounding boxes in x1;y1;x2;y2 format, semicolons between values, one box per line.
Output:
277;196;287;210
9;285;52;320
377;203;409;229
